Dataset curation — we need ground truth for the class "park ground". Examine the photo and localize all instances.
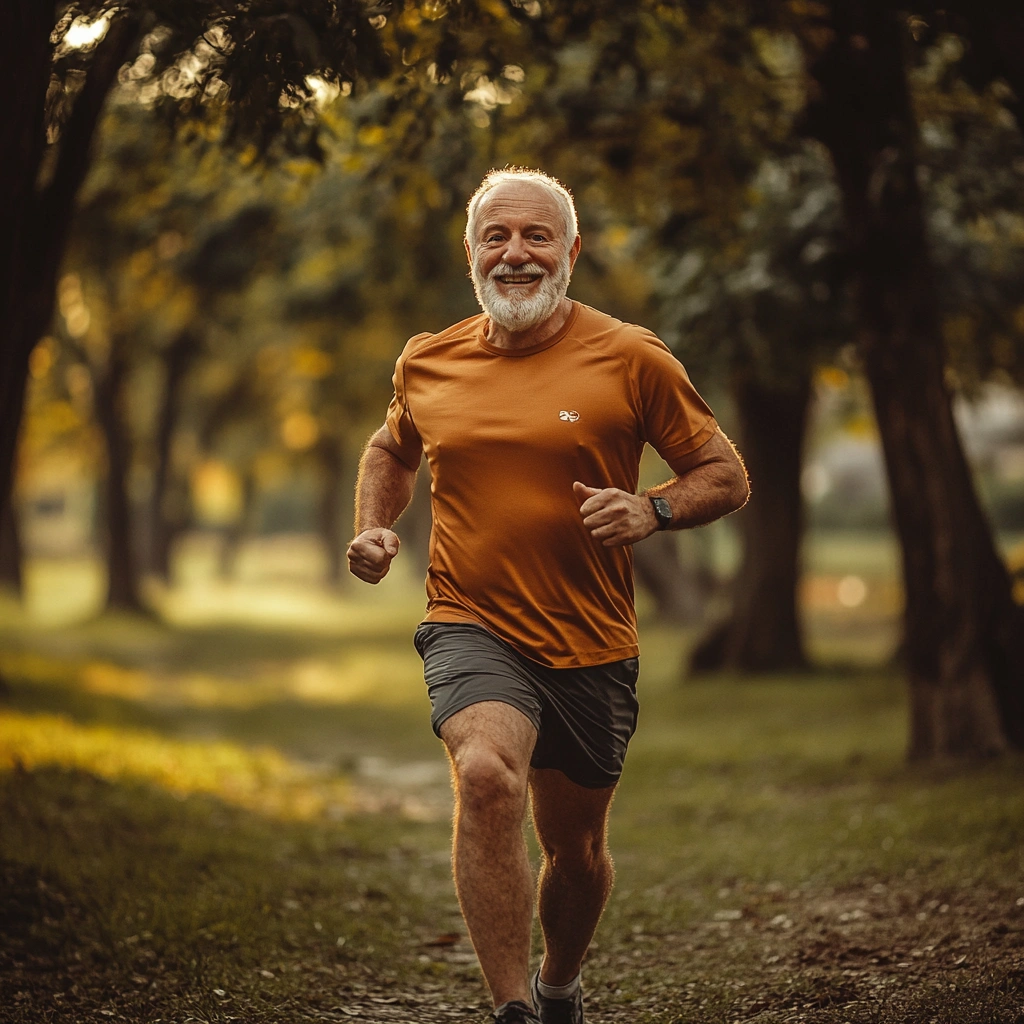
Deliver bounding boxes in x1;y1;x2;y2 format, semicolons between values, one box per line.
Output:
1;534;1023;1024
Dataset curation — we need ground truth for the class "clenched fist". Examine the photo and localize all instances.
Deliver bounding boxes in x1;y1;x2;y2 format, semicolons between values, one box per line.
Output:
347;528;401;584
574;481;659;547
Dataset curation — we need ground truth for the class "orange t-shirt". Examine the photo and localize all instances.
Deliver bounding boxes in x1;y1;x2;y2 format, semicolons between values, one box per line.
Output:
386;301;718;667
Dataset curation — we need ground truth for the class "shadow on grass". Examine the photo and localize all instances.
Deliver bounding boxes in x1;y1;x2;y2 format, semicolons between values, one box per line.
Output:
0;612;440;766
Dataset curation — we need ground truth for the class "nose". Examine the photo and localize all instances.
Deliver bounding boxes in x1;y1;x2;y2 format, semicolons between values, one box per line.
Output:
502;232;529;265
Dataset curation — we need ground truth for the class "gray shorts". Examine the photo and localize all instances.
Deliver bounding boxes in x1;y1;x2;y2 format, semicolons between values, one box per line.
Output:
413;622;640;789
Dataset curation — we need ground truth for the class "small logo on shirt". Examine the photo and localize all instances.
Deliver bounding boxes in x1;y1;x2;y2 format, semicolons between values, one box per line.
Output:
559;410;580;422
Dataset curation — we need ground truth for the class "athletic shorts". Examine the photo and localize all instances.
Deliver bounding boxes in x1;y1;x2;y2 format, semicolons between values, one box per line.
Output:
413;622;640;789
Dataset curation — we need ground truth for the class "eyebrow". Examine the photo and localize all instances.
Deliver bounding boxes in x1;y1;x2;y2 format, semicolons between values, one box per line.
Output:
478;220;558;238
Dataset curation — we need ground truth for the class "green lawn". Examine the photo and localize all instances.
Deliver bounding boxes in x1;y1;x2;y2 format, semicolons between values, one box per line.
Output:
1;568;1023;1023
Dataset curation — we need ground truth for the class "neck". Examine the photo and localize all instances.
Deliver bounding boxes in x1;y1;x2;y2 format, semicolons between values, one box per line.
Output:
484;297;574;351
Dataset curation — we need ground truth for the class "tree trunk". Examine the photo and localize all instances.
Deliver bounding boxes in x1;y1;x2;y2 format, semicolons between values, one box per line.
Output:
690;370;811;672
150;328;200;580
0;491;23;596
0;4;52;531
0;12;136;521
802;2;1024;756
93;344;144;612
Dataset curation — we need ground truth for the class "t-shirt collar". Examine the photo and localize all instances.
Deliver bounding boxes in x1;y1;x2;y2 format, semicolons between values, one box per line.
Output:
477;301;581;357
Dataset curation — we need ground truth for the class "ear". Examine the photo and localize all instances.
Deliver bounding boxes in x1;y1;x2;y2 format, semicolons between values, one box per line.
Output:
464;236;473;267
568;234;581;272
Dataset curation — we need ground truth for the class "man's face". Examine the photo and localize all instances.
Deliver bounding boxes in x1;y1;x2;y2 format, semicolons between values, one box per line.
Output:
467;181;580;332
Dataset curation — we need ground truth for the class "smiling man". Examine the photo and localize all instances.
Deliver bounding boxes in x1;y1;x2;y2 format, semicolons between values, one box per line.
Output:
347;168;749;1024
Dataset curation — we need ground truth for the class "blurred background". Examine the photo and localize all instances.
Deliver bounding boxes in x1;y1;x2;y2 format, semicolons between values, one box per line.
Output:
5;2;1024;673
2;4;1024;1022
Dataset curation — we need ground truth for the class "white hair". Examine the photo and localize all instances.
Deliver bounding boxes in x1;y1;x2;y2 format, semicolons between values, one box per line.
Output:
465;167;578;253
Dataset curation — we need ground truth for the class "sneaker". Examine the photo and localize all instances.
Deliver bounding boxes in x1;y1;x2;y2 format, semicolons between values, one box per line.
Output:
492;999;542;1024
530;971;584;1024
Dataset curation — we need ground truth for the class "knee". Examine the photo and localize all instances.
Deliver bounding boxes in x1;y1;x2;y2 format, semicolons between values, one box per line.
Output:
541;829;609;875
452;747;527;821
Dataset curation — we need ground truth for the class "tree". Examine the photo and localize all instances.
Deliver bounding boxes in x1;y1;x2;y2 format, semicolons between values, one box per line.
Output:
797;2;1024;756
1;3;136;568
0;0;400;535
1;0;557;587
666;146;851;672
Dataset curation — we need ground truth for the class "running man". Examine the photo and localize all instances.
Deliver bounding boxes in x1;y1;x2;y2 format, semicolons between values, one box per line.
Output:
348;168;749;1024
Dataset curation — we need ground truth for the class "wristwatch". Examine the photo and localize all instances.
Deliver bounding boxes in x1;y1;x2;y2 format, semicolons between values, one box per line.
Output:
649;495;673;530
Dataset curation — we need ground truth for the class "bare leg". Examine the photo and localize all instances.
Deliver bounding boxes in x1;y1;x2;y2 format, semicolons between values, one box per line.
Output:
529;768;617;986
440;701;538;1008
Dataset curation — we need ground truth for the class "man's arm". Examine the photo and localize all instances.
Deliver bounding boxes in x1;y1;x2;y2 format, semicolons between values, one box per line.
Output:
347;425;420;583
575;429;749;547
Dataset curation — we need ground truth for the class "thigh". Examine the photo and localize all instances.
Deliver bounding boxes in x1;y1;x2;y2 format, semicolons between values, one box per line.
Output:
529;767;617;857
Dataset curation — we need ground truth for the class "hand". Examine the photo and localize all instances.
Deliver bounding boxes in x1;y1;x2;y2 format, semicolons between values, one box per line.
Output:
347;528;401;584
573;481;658;547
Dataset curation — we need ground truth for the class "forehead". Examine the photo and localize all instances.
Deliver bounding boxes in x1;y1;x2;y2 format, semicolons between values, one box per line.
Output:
472;181;565;235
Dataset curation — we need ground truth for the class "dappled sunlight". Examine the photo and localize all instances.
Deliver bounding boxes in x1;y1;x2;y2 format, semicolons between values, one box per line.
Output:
158;576;424;635
0;605;449;821
18;559;106;626
11;539;429;633
60;12;111;51
0;644;427;712
0;711;352;820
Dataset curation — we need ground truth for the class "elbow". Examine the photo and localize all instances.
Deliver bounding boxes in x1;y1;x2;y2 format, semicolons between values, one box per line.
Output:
726;466;751;515
712;432;749;516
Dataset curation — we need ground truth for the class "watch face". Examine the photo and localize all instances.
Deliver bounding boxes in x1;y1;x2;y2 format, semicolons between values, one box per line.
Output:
651;496;673;527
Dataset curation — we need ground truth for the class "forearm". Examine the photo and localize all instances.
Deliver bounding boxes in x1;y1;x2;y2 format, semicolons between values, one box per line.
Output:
354;440;418;533
577;431;748;547
647;462;749;530
647;431;749;530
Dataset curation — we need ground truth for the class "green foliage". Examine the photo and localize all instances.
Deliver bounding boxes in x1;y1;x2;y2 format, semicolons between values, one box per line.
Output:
911;35;1024;389
51;0;393;156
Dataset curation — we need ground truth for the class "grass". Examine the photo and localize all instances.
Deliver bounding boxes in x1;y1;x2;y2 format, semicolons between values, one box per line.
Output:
1;564;1023;1023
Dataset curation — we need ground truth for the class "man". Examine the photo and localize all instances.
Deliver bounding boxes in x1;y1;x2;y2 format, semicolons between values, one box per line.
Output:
347;168;748;1024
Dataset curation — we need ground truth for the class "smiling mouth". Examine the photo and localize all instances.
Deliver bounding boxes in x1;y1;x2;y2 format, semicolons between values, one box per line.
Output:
495;273;542;285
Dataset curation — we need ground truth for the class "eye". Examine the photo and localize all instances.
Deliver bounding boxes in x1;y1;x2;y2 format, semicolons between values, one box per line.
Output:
529;233;547;242
485;233;504;243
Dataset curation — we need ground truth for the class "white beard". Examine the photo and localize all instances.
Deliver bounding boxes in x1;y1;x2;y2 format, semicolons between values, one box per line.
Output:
471;253;571;332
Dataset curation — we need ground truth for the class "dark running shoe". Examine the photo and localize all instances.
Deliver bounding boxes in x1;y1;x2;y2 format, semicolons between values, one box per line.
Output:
492;1000;542;1024
530;971;584;1024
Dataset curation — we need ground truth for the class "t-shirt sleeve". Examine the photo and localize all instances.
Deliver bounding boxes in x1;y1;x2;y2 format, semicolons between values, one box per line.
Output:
385;334;429;470
632;330;718;467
